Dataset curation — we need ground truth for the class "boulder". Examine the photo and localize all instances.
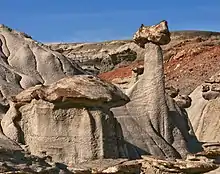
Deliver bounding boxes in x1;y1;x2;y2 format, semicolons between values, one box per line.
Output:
141;155;219;174
1;76;130;165
10;75;129;108
133;20;171;47
165;86;179;98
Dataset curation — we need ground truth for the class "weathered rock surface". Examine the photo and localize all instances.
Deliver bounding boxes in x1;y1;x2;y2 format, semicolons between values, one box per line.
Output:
141;154;219;174
111;24;202;160
0;24;85;84
133;20;171;47
174;95;192;109
0;130;68;173
47;31;220;95
0;148;219;174
111;64;192;109
9;76;129;108
1;76;130;165
0;24;86;120
187;73;220;142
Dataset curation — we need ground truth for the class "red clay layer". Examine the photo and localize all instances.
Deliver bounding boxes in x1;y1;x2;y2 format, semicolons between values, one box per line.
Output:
99;41;220;94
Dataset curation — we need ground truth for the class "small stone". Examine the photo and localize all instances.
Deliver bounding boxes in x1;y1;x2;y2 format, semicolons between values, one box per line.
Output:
202;84;210;92
202;91;220;100
174;95;192;108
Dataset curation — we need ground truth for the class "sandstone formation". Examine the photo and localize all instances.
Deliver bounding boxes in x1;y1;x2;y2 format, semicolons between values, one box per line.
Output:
112;21;202;160
1;76;130;165
0;24;85;84
0;22;219;173
187;73;220;142
133;20;171;47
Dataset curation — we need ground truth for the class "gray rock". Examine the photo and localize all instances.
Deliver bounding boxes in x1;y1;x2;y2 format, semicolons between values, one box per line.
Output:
0;24;86;118
187;89;220;142
112;42;201;159
10;75;130;108
100;56;115;73
187;73;220;142
165;86;179;98
203;91;220;100
99;48;137;73
0;24;85;86
174;95;192;108
2;76;130;165
0;129;65;173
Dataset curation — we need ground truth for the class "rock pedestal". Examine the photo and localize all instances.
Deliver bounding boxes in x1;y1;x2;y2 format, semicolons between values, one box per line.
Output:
112;21;202;159
2;76;130;164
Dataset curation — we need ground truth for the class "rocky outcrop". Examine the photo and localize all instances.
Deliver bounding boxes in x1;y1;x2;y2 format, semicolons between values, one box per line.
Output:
0;24;85;85
1;76;130;165
1;22;220;173
0;138;219;174
112;21;202;160
187;73;220;142
99;48;137;73
0;24;86;120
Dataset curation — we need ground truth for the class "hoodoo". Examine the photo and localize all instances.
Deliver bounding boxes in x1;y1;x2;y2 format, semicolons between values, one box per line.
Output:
112;21;202;159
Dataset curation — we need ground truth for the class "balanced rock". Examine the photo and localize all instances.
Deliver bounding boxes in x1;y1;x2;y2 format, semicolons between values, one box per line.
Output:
2;75;130;165
112;22;201;160
10;75;129;108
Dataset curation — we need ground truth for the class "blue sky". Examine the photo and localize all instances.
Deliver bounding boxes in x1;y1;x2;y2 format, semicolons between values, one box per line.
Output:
1;1;220;43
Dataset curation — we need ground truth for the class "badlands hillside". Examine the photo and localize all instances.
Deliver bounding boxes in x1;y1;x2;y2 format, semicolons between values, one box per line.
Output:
48;30;220;95
0;21;219;174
